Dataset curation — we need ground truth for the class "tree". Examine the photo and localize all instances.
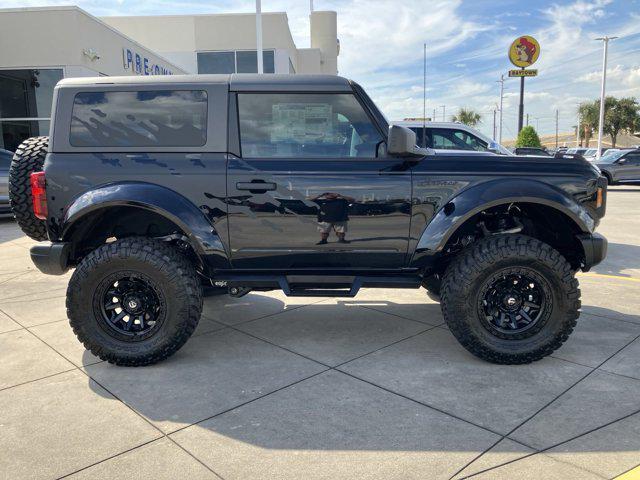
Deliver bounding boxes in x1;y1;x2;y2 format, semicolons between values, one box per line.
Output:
515;125;542;148
578;101;599;147
603;97;639;147
451;108;481;127
581;96;639;148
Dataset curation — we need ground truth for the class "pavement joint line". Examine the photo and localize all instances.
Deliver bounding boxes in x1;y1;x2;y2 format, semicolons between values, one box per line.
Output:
614;462;640;480
581;310;640;327
450;328;640;479
228;307;440;370
330;325;440;369
0;367;79;393
549;354;640;384
358;303;443;326
201;296;327;328
0;325;26;335
0;287;67;303
0;270;32;287
54;437;166;480
26;317;71;328
597;367;640;383
5;309;227;479
167;368;332;437
335;368;505;438
164;325;441;437
461;408;640;479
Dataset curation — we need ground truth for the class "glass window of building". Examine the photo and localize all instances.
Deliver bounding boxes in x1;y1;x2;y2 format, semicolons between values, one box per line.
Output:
197;51;235;74
197;50;275;74
238;93;383;158
0;68;63;152
70;90;208;148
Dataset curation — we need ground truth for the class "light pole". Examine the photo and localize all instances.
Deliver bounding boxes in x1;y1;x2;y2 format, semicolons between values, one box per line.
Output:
497;74;504;144
595;36;617;160
555;109;559;150
256;0;264;74
422;43;426;147
441;105;446;122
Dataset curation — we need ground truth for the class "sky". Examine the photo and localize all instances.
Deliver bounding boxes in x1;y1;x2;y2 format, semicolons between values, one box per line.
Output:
2;0;639;140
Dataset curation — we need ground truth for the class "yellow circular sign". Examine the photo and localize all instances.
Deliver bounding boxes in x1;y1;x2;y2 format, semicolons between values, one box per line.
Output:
509;36;540;68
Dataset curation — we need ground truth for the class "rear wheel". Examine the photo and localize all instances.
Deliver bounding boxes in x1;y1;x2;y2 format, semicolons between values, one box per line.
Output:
440;234;580;364
67;237;202;366
9;136;49;240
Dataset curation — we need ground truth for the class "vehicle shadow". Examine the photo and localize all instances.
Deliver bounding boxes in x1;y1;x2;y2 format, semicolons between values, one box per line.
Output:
82;293;640;463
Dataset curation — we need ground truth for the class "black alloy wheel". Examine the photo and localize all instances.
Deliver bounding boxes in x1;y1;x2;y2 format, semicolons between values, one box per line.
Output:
479;269;550;338
98;274;165;339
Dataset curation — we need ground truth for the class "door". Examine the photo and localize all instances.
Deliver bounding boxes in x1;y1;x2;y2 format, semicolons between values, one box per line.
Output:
226;91;412;270
620;152;640;181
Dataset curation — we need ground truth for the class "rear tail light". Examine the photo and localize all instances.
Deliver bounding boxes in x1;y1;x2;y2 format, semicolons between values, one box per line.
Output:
30;171;48;220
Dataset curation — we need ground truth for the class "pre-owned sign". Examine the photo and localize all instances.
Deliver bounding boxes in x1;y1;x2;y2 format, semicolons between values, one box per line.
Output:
122;48;173;76
509;69;538;77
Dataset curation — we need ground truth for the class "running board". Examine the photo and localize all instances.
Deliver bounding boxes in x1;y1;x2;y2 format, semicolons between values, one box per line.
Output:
214;274;422;298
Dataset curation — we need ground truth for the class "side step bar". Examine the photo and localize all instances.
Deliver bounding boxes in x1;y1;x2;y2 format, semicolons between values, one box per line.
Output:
214;274;422;298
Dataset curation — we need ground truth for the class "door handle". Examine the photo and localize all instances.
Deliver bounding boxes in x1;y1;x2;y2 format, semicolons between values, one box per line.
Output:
236;180;277;193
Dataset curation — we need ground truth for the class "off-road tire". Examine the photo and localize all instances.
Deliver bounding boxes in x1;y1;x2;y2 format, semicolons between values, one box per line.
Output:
440;234;580;364
67;237;202;366
422;273;442;297
8;136;49;240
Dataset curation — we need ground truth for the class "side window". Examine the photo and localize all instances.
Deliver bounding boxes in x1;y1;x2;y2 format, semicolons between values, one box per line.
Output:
409;127;431;148
431;129;487;151
625;153;640;165
70;90;208;147
237;93;383;158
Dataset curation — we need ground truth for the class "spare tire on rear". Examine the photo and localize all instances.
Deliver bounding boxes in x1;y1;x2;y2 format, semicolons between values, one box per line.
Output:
9;136;49;241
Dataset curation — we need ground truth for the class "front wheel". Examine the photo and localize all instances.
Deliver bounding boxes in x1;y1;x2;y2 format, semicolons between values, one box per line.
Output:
67;237;202;366
440;235;580;364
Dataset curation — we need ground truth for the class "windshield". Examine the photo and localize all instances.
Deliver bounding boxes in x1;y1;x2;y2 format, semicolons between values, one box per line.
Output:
598;150;626;163
584;149;597;156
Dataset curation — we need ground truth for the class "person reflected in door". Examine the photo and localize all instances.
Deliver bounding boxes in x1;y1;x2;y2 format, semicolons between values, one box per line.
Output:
309;192;355;245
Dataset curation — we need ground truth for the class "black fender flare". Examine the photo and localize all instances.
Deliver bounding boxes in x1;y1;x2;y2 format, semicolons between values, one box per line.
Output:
61;182;229;263
409;178;595;267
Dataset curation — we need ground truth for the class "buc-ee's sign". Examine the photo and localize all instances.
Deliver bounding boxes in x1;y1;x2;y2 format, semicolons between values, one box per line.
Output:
122;48;174;76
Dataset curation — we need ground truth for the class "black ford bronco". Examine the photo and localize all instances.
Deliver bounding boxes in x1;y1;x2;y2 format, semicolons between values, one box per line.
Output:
9;74;607;366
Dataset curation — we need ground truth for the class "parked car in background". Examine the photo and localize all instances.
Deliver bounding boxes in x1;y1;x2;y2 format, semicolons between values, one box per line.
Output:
596;149;640;184
392;121;512;155
583;148;598;161
513;147;552;157
0;149;13;218
566;147;589;156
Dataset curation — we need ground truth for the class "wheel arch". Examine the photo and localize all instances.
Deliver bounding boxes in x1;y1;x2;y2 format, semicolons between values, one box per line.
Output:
61;182;229;268
410;179;595;269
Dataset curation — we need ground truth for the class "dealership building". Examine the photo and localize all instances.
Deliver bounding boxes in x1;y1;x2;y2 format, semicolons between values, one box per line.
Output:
0;6;339;152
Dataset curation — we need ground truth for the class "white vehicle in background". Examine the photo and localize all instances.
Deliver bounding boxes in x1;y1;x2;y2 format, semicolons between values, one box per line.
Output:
392;120;512;155
583;148;598;161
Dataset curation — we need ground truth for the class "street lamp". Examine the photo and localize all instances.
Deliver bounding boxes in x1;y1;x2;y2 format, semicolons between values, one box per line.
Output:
256;0;264;74
594;36;617;160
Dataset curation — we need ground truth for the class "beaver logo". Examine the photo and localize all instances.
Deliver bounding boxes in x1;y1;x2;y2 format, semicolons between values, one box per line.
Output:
509;36;540;68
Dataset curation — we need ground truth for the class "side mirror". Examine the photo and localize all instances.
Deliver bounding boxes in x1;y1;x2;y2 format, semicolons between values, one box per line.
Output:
388;125;429;158
617;158;626;164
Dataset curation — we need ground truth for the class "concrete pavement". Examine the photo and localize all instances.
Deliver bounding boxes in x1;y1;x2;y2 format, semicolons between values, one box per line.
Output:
0;186;639;479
